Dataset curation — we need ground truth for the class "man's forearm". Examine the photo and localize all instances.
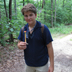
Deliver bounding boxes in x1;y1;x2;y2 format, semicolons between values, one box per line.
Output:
48;47;54;67
47;42;54;71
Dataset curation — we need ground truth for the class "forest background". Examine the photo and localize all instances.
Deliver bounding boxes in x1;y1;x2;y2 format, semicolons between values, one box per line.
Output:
0;0;72;46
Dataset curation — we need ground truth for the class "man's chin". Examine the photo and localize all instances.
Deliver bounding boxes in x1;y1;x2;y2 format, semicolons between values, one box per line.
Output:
28;22;32;25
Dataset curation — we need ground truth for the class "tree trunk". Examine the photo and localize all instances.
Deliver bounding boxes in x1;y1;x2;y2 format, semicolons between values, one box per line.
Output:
14;0;17;17
42;0;45;8
43;0;46;21
42;0;46;22
9;0;14;42
4;0;8;21
54;0;56;25
51;0;53;27
9;0;12;20
23;0;24;6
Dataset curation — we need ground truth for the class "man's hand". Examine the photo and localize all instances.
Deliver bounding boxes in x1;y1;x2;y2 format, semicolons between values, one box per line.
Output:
17;41;27;50
48;66;54;72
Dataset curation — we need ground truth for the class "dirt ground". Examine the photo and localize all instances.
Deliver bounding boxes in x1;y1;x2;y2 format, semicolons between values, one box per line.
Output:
53;34;72;72
0;34;72;72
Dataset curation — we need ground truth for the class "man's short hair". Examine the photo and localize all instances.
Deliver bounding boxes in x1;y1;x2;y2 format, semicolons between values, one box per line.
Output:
21;3;37;15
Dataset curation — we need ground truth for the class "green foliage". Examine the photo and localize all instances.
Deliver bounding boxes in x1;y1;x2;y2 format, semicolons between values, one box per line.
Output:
50;24;72;35
37;0;72;26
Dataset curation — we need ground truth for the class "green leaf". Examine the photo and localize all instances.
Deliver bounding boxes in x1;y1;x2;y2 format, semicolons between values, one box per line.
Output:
10;28;14;32
6;25;9;28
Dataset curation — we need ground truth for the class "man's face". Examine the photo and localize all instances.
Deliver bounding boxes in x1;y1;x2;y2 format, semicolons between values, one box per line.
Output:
24;11;37;25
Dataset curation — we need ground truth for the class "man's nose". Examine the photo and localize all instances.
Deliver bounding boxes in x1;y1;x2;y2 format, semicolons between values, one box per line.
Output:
28;16;30;19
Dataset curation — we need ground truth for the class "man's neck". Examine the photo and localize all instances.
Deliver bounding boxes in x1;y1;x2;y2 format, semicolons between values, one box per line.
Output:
28;21;36;28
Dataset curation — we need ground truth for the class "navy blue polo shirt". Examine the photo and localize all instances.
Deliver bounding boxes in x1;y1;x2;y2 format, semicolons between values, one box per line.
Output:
18;21;53;67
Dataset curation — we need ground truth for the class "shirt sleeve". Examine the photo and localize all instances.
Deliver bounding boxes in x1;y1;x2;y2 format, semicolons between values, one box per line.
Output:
43;25;53;45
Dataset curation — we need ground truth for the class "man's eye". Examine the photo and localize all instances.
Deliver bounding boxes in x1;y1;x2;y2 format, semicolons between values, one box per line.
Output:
25;15;28;17
30;14;33;16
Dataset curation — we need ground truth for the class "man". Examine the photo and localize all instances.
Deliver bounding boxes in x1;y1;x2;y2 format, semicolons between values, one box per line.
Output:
17;3;54;72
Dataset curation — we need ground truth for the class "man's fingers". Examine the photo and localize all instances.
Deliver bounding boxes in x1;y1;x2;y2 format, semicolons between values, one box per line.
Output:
24;46;27;49
20;45;27;49
48;68;53;72
20;42;27;46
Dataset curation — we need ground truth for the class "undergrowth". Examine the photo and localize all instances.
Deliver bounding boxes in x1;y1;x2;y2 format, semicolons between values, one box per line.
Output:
49;25;72;38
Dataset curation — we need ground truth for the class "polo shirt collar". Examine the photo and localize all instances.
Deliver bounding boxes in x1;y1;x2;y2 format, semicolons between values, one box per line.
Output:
34;20;42;30
24;21;42;39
